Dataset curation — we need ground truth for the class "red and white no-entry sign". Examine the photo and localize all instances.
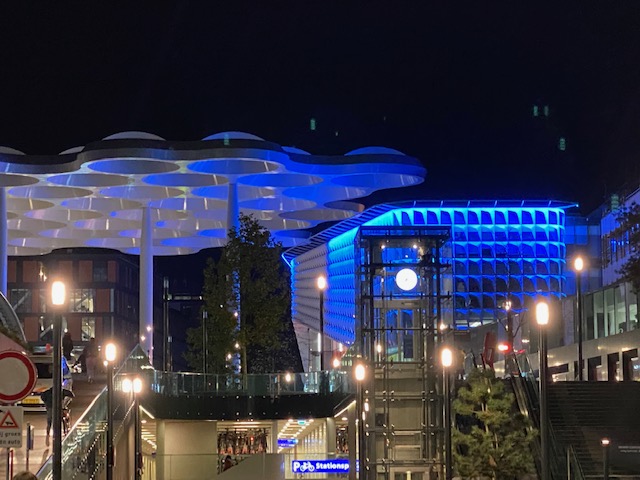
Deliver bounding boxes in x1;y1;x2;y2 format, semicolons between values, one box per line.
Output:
0;351;38;404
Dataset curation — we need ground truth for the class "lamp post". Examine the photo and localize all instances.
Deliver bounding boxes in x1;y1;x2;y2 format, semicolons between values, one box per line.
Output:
317;275;327;371
601;438;610;480
105;342;117;480
50;279;66;480
441;347;454;480
504;300;514;375
123;377;143;480
574;256;585;381
536;300;550;480
354;362;366;480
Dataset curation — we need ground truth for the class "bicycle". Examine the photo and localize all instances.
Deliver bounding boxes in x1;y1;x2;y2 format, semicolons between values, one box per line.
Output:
62;407;71;435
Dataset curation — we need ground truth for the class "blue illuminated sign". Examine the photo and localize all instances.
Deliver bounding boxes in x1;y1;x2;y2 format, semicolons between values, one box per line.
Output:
277;438;298;448
292;459;350;474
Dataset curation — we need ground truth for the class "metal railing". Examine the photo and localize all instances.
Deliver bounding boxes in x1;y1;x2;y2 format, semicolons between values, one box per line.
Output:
512;352;571;480
36;345;353;478
150;369;352;397
36;346;144;479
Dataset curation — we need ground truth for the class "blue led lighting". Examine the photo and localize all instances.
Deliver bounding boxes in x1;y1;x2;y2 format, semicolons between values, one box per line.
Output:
288;203;574;344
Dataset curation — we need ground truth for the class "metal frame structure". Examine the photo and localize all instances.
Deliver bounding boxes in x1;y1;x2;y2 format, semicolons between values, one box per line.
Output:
355;226;451;480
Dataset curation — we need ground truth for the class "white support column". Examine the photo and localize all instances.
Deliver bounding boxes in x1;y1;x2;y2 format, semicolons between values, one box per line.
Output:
0;188;6;296
227;182;239;236
140;207;153;364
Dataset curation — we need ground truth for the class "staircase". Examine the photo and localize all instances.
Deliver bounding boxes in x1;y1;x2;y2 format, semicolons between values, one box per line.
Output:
548;382;640;478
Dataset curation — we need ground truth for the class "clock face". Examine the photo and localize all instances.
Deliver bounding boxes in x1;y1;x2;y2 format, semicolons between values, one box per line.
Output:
395;268;418;291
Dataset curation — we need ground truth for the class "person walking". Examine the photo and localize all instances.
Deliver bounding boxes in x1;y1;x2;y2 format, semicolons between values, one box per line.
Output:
41;386;75;446
62;331;74;362
84;337;98;382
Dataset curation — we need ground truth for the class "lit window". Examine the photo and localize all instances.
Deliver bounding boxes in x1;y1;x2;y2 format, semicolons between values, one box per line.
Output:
81;317;96;341
70;289;96;313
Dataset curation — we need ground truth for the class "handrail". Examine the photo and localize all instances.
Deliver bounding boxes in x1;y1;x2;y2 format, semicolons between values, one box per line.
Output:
511;353;569;480
36;345;144;479
567;444;585;480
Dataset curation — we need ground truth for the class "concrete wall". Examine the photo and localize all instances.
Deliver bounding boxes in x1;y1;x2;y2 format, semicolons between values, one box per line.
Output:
156;419;217;479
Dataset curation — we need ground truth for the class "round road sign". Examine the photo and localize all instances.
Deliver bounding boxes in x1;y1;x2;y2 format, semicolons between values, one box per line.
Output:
0;351;38;404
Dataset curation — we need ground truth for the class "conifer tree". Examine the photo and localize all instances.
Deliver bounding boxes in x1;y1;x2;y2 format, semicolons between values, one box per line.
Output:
453;368;536;480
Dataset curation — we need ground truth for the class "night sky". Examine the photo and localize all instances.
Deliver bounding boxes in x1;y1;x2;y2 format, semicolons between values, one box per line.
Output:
1;4;640;213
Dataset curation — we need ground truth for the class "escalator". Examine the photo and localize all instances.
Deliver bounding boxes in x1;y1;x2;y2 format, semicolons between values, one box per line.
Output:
510;353;582;480
0;290;27;346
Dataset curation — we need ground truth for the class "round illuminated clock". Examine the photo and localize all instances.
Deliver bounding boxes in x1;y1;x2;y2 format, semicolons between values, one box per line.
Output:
395;268;418;291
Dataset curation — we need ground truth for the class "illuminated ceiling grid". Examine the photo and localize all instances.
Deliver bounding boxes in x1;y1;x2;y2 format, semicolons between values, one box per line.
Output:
0;131;426;256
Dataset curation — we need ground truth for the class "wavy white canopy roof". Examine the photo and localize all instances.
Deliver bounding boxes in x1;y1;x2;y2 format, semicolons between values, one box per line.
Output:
0;131;426;256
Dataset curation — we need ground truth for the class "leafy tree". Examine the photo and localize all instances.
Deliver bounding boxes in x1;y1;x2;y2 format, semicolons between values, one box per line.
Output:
184;255;237;374
185;213;292;373
453;368;536;480
617;202;640;294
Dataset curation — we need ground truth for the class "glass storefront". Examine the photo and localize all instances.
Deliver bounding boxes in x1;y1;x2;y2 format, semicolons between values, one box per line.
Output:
584;281;639;341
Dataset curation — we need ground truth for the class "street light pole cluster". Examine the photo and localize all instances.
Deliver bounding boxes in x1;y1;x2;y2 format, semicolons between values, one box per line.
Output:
536;300;550;480
573;256;585;381
50;280;66;480
441;347;454;480
105;342;117;480
317;275;327;371
123;376;143;480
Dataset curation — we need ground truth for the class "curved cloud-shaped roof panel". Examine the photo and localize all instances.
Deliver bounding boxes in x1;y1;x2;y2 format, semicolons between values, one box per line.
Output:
88;159;180;175
192;185;275;201
9;185;93;200
189;159;281;176
280;208;358;222
47;173;130;188
0;174;39;188
62;197;142;212
282;184;371;205
345;146;408;156
25;208;102;222
282;146;311;155
238;173;323;188
7;198;55;211
332;172;424;189
100;185;184;201
202;131;265;141
103;131;166;141
0;134;427;256
143;173;228;188
109;208;188;222
239;196;316;212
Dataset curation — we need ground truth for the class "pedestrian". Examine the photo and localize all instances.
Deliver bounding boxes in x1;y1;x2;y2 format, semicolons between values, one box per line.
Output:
223;455;233;471
41;387;75;446
12;472;37;480
62;331;74;361
84;337;98;382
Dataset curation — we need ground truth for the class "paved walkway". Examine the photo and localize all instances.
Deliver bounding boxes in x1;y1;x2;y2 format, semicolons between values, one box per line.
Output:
0;374;105;478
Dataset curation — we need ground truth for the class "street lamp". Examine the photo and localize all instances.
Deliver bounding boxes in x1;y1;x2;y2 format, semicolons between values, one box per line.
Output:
105;342;117;480
317;275;327;371
50;279;66;480
123;376;143;480
573;256;585;381
441;347;454;480
354;362;366;480
601;438;611;480
504;299;514;375
536;300;550;480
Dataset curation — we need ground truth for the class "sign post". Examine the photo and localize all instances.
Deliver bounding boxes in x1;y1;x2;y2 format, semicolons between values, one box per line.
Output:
0;351;38;405
0;407;23;448
0;351;36;480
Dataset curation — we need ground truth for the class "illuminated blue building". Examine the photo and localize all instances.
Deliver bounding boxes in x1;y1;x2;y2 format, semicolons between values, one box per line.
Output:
284;200;577;370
